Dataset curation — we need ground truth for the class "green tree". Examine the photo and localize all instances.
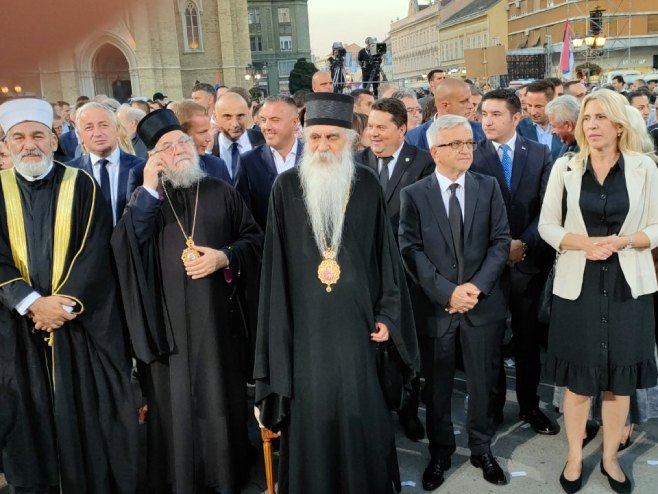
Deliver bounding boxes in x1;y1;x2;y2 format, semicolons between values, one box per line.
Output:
288;58;317;94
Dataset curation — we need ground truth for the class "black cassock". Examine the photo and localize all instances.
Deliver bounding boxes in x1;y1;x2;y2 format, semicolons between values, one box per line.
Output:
255;165;419;494
0;164;138;493
112;178;262;493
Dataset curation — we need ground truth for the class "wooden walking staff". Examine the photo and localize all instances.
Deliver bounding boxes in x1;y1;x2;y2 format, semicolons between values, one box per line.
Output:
260;427;280;494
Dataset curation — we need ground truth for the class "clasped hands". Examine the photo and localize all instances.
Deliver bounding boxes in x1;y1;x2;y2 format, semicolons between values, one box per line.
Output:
184;246;229;279
583;235;629;261
446;283;481;314
28;296;77;332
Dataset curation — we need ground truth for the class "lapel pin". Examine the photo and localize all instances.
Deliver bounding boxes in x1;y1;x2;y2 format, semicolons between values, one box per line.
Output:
405;157;410;162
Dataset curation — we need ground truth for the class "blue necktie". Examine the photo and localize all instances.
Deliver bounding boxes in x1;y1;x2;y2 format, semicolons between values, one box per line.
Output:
500;144;512;191
230;142;240;182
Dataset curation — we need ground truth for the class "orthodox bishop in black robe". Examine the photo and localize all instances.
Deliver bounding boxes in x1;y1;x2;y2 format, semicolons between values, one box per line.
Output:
0;99;138;493
112;110;262;494
254;93;419;494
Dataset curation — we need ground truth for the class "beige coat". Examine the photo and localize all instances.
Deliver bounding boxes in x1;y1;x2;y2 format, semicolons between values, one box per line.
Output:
538;153;658;300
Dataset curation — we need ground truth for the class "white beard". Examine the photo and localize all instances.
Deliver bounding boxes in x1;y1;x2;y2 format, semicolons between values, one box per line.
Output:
299;144;355;255
11;148;53;177
162;154;206;189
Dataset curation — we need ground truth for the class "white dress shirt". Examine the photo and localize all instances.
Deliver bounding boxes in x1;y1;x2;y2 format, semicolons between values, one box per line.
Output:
376;142;405;179
492;135;517;165
218;132;253;179
90;146;121;224
271;139;299;175
434;170;466;218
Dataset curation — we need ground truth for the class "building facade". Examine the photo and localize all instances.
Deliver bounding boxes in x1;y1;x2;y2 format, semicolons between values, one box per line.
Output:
247;0;312;95
14;0;253;103
437;0;508;80
506;0;658;80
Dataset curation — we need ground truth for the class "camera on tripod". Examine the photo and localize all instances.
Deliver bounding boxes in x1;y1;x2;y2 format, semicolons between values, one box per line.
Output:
332;41;347;61
367;38;387;59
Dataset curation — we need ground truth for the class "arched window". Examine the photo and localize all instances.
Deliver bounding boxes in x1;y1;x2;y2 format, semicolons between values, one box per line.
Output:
180;0;203;52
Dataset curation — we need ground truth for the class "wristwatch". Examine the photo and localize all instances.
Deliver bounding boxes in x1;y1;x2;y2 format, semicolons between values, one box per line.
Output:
623;235;634;250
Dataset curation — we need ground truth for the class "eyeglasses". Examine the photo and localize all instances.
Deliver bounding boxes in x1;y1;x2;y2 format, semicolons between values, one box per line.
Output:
406;107;422;114
151;135;193;155
433;140;477;151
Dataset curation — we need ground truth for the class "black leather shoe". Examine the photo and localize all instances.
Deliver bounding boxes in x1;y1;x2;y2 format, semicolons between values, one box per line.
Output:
519;407;559;435
399;411;425;441
470;452;508;485
559;462;583;493
422;457;451;491
600;462;632;494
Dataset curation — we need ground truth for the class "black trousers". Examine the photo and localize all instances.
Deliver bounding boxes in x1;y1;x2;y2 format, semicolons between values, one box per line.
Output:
421;317;504;460
494;267;548;414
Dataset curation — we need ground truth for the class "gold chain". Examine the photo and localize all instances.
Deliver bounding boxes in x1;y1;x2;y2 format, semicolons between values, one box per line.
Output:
162;179;200;244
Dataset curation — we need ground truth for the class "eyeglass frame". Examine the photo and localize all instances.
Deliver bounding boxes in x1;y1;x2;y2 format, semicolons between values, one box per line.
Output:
150;135;194;155
432;140;478;151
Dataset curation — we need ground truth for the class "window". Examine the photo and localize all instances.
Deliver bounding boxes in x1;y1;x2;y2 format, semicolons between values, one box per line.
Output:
183;1;202;51
278;7;291;23
278;60;296;77
248;8;260;25
483;32;488;47
250;35;263;52
280;35;292;51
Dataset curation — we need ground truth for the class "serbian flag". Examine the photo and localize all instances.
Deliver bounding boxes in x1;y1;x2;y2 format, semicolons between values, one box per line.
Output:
559;21;574;79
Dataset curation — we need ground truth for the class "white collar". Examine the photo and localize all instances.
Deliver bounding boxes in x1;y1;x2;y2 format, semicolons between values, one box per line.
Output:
271;139;299;161
492;135;517;154
219;131;251;149
90;146;120;166
434;169;466;194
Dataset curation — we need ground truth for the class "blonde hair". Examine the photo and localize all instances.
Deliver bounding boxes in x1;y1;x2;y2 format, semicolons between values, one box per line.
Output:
574;89;647;167
118;121;135;155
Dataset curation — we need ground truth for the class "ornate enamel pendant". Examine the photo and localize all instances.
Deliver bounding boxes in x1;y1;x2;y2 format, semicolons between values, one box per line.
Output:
181;237;201;265
317;248;341;292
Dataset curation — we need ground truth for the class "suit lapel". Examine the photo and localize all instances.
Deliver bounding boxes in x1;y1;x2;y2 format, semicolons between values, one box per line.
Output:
480;141;509;198
386;144;412;203
511;137;528;198
620;154;645;234
262;146;278;179
425;175;456;257
463;172;479;242
116;151;130;218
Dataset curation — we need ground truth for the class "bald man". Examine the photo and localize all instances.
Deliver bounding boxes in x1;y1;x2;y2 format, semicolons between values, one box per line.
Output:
312;71;334;93
211;92;265;183
406;79;485;149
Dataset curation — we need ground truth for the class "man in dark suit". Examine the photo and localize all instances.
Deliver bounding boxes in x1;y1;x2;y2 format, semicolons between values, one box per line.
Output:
126;106;231;198
474;89;557;436
211;92;265;184
67;102;144;225
356;98;434;441
515;80;562;160
406;78;485;151
399;115;511;490
58;126;81;160
235;95;302;231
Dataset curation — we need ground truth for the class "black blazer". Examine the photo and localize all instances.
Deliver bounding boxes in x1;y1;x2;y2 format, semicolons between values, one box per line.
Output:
211;128;266;158
398;171;511;337
235;141;303;230
471;136;553;273
516;117;562;161
126;153;231;200
355;142;435;237
67;149;144;223
58;130;79;160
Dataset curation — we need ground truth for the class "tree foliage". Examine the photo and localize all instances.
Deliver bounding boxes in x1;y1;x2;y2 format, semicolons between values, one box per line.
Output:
289;58;317;94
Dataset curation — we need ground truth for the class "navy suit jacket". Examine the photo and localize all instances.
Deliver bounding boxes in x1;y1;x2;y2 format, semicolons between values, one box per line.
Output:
126;153;231;200
235;141;303;230
58;130;79;160
471;136;553;273
355;142;435;238
398;171;511;336
515;117;562;161
67;149;144;223
405;119;485;151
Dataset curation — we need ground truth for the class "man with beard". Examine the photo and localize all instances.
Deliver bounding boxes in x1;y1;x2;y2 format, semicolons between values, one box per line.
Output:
254;92;419;494
112;109;262;494
0;98;138;492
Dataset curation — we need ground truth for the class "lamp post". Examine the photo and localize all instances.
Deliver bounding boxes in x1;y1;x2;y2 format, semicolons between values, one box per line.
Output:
244;62;268;103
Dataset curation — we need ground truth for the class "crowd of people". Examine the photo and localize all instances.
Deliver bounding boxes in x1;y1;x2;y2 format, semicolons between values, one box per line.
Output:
0;66;657;494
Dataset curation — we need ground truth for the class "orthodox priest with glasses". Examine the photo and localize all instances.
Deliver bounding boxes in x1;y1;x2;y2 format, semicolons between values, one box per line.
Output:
111;109;262;494
0;98;138;493
254;92;419;494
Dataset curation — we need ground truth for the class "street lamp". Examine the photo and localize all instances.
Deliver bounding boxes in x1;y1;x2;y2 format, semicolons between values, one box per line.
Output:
244;62;268;102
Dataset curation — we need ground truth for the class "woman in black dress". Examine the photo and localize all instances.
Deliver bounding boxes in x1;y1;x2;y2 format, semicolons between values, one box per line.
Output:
539;89;658;494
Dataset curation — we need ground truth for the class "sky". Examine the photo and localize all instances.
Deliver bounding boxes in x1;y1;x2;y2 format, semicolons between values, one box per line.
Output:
307;0;410;57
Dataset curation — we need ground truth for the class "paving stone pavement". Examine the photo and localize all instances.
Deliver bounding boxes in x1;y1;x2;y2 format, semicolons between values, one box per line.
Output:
2;370;657;493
